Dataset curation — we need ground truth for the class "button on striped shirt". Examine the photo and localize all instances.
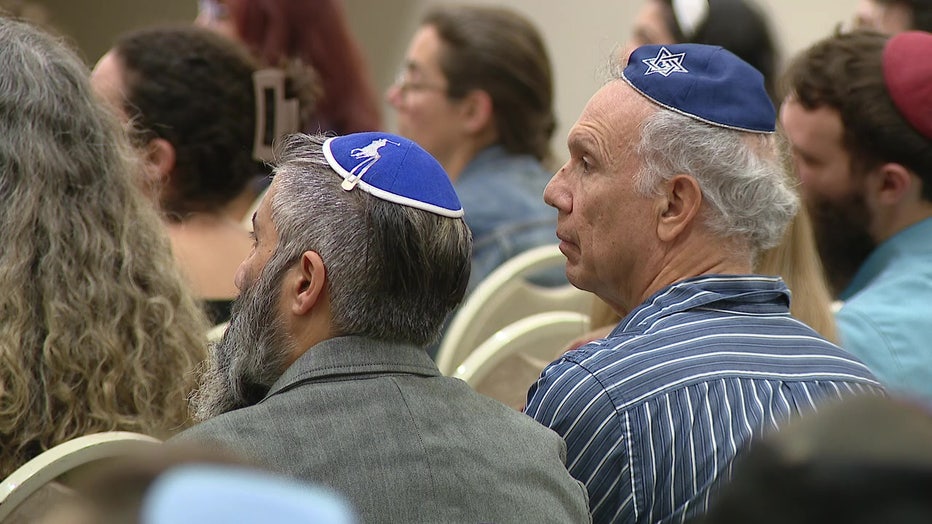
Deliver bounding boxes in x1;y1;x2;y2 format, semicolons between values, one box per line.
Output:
525;275;881;524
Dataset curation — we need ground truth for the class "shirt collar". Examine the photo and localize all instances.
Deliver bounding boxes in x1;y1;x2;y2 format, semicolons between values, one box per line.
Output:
840;217;932;300
613;274;790;335
458;144;510;181
264;335;440;399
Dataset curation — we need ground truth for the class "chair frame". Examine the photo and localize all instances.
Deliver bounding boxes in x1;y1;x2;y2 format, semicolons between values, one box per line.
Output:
436;244;590;375
0;431;161;520
452;310;590;387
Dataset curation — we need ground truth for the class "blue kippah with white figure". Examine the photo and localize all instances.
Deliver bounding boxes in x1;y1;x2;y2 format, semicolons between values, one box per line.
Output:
323;132;464;218
622;43;776;133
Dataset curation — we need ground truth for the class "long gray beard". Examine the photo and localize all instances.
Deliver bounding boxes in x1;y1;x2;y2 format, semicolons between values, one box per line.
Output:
190;258;293;422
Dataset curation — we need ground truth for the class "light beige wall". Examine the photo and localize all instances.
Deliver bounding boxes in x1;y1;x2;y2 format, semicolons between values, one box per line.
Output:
31;0;859;160
36;0;195;64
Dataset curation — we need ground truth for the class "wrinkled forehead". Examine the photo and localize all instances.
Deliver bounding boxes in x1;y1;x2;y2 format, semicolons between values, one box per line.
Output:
576;81;654;140
563;81;655;170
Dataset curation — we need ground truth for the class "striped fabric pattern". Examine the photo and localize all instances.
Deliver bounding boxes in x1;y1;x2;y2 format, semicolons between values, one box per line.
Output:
526;275;881;524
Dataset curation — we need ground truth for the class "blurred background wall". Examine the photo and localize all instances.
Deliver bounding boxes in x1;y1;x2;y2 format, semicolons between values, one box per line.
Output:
24;0;858;163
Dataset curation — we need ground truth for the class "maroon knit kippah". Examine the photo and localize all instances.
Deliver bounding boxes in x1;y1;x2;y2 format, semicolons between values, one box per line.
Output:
882;31;932;141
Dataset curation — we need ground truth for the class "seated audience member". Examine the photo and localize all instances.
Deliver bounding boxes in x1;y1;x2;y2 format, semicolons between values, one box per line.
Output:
627;0;779;100
525;43;881;523
580;0;834;342
780;31;932;400
853;0;932;32
0;16;208;477
91;26;304;324
569;0;819;357
695;395;932;524
173;132;591;523
570;0;834;351
196;0;381;135
386;5;559;292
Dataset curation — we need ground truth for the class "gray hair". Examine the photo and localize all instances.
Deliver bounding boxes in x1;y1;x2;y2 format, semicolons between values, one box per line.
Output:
268;134;472;347
635;110;798;254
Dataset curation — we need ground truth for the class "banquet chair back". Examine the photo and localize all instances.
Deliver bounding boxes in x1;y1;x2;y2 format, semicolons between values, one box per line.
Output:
436;244;588;375
0;431;162;521
452;311;590;408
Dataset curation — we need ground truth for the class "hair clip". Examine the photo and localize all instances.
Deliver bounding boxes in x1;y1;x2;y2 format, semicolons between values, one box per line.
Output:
252;68;300;162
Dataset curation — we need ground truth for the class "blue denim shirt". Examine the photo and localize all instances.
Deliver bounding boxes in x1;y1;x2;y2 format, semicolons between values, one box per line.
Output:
455;145;559;291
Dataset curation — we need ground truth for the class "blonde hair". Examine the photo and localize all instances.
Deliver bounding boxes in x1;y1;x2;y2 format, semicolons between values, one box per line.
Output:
0;17;209;476
756;206;838;342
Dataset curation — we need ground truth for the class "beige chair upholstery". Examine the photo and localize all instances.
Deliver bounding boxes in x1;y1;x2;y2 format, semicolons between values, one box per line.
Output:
207;321;230;343
452;311;590;409
0;432;161;520
436;244;589;376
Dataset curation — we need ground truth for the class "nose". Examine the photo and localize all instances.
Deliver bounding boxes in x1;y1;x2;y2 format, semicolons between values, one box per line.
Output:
233;261;247;292
543;164;570;212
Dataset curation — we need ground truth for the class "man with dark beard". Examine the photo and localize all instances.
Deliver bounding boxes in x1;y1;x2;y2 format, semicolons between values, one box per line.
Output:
174;132;591;523
780;30;932;400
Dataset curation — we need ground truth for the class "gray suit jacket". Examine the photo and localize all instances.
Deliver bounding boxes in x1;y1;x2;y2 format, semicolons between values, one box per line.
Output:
175;336;590;523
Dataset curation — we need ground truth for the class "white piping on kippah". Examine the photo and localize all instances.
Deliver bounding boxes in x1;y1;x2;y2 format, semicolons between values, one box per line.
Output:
672;0;710;40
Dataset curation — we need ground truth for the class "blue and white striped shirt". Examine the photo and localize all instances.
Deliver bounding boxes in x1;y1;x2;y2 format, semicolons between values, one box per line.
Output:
525;275;881;524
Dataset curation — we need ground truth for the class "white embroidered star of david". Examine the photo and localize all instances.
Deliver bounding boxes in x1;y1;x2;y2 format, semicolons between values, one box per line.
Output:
642;47;689;77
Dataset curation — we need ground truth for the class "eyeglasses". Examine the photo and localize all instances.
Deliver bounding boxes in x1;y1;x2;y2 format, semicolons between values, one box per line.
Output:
197;0;230;23
391;69;447;100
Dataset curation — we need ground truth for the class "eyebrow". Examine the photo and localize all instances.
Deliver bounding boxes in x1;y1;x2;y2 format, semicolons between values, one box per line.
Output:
567;131;595;154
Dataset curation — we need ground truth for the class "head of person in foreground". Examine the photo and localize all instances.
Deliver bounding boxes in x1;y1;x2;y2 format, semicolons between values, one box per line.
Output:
189;132;471;420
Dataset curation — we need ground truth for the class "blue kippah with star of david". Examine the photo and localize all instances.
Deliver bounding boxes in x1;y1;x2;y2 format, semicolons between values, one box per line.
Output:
323;132;464;218
621;44;775;133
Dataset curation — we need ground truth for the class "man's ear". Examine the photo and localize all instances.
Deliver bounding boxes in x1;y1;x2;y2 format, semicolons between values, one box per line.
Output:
289;251;327;316
458;89;494;135
871;162;914;206
144;137;176;185
656;174;702;242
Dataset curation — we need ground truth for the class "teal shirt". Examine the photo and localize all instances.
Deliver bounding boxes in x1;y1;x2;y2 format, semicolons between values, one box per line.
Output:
836;217;932;400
